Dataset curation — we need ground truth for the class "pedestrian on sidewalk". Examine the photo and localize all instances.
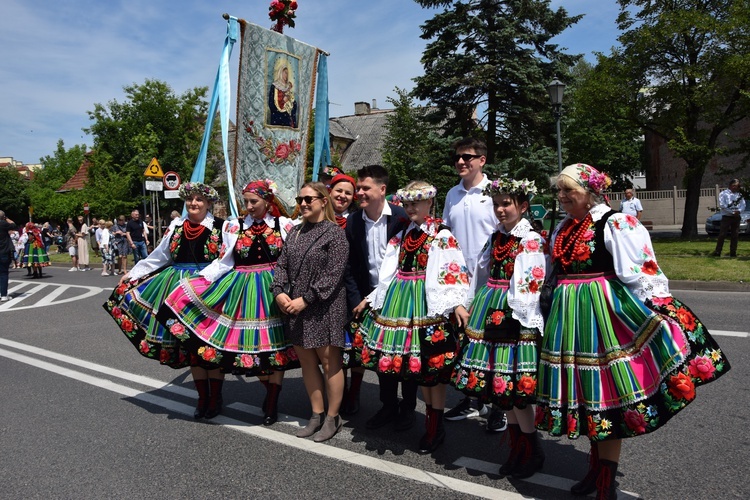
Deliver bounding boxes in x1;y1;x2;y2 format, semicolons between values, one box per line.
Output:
620;188;643;220
713;179;745;257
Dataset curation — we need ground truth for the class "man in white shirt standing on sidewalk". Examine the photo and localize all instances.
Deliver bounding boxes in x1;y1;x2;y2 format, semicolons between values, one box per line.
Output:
620;189;643;220
713;179;746;258
441;137;506;433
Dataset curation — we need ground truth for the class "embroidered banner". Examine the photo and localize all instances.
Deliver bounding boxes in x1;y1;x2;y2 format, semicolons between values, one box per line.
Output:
233;21;322;213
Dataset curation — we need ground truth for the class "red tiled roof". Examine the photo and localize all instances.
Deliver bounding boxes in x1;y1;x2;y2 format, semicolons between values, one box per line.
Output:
56;157;91;192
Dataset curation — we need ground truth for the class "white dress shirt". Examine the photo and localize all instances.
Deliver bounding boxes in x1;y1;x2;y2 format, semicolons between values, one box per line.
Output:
363;203;392;288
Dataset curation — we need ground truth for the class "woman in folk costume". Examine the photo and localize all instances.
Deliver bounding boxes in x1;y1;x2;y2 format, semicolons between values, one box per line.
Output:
161;179;297;426
357;181;470;454
451;178;546;479
21;223;50;278
103;182;224;418
536;164;731;499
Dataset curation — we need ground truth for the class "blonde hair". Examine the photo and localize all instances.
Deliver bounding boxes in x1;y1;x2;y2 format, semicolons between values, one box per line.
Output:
105;221;114;229
556;174;604;206
300;181;335;224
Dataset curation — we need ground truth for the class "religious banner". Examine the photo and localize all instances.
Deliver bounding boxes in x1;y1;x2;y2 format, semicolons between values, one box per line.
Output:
233;21;325;213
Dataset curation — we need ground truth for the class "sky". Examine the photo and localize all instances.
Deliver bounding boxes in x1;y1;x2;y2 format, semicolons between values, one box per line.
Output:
0;0;622;165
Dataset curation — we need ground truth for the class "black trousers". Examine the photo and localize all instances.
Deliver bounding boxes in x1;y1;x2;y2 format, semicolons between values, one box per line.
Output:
714;214;741;256
377;373;418;411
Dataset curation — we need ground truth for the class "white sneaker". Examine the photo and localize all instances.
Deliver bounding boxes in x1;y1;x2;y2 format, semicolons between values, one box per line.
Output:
0;296;8;302
69;267;78;272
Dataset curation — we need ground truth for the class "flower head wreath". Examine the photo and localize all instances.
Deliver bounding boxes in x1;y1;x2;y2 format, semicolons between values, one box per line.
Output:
560;163;612;195
179;182;220;202
395;184;437;202
483;177;538;199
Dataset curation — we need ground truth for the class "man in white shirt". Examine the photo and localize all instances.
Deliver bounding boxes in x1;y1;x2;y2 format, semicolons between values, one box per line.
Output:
344;165;414;429
441;137;505;432
713;179;745;257
620;189;643;220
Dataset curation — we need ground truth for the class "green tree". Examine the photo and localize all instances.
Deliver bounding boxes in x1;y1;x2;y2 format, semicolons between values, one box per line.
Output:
84;79;213;217
563;57;645;189
26;140;88;223
614;0;750;237
380;87;458;206
0;167;29;223
412;0;582;174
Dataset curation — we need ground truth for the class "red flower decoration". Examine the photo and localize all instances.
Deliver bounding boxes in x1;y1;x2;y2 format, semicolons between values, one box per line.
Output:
667;372;696;401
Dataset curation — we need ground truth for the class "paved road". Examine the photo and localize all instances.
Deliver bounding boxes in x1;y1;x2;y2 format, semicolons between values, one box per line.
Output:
0;267;747;499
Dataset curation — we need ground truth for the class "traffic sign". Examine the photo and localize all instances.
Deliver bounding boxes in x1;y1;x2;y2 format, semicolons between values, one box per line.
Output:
145;180;163;191
144;158;164;178
83;203;90;214
164;190;181;199
163;171;181;190
530;204;548;220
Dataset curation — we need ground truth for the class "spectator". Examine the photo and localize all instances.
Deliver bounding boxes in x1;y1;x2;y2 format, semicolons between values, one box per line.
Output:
713;179;745;258
144;214;155;251
126;210;149;264
41;222;54;254
76;215;91;271
99;220;114;275
441;137;504;431
620;189;643;220
0;211;18;301
112;215;129;275
65;219;78;271
89;217;100;256
12;229;22;268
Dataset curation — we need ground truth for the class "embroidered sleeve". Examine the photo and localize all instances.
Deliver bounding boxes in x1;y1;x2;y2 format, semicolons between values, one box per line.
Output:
507;231;546;330
425;229;470;317
466;234;493;307
200;219;238;283
127;219;180;281
366;233;402;310
605;213;670;301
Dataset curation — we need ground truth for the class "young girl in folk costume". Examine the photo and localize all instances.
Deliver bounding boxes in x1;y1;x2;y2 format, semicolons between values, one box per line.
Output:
161;180;297;426
537;164;730;499
357;181;470;453
20;223;51;278
451;178;546;479
104;182;224;418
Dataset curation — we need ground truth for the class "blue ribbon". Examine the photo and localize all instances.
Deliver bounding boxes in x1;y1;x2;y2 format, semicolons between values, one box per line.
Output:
187;16;239;219
311;54;330;182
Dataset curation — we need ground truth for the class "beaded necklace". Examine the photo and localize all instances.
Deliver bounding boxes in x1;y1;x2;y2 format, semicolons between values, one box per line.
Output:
492;233;517;262
402;228;428;253
553;213;593;270
248;220;269;236
182;220;205;241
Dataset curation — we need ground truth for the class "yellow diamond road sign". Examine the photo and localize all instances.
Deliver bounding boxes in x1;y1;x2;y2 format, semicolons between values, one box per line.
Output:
144;158;164;178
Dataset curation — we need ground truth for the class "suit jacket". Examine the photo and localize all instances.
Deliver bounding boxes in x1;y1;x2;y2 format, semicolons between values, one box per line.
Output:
344;203;409;310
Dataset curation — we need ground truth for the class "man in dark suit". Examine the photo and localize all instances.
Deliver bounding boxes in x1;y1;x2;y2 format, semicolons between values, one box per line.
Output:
345;165;416;431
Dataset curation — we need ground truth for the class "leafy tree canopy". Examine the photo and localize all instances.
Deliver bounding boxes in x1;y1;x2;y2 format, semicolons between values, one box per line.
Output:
0;168;29;223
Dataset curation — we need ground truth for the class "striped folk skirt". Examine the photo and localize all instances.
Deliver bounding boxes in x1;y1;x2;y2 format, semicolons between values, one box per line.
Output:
103;263;206;368
160;264;298;375
356;271;458;386
452;279;539;409
536;272;730;442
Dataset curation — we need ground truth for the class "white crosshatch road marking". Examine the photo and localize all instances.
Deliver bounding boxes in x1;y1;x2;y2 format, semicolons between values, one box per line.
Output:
0;279;105;311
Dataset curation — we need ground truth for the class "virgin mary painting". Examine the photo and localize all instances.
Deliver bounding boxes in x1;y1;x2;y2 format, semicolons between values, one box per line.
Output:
267;55;298;128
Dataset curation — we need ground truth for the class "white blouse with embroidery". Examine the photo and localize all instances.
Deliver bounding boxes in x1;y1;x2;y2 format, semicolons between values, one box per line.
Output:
469;218;546;330
200;213;294;283
127;214;216;281
550;203;671;302
367;220;470;318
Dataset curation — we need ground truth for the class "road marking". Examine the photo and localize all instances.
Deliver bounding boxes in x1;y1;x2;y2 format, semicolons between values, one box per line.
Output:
0;280;105;311
709;330;748;338
0;338;528;500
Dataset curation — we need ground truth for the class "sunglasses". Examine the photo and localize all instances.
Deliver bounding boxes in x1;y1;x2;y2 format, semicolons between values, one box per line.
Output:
295;195;324;205
453;153;483;163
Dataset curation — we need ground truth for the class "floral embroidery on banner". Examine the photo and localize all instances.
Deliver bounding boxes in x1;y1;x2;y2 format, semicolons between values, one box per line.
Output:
244;120;302;165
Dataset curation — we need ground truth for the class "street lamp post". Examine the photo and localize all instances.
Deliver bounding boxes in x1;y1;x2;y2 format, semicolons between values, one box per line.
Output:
547;78;565;233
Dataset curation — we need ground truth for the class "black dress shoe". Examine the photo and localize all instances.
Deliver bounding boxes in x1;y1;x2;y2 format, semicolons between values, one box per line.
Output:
394;408;416;432
365;405;398;430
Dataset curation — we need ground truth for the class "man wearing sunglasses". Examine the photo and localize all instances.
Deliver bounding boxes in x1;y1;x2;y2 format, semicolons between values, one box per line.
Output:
442;137;507;433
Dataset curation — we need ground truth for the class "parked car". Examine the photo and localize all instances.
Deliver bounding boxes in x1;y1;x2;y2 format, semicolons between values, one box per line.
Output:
705;210;750;235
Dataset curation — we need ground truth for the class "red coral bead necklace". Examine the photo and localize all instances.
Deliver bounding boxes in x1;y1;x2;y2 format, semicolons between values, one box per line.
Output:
553;213;593;270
